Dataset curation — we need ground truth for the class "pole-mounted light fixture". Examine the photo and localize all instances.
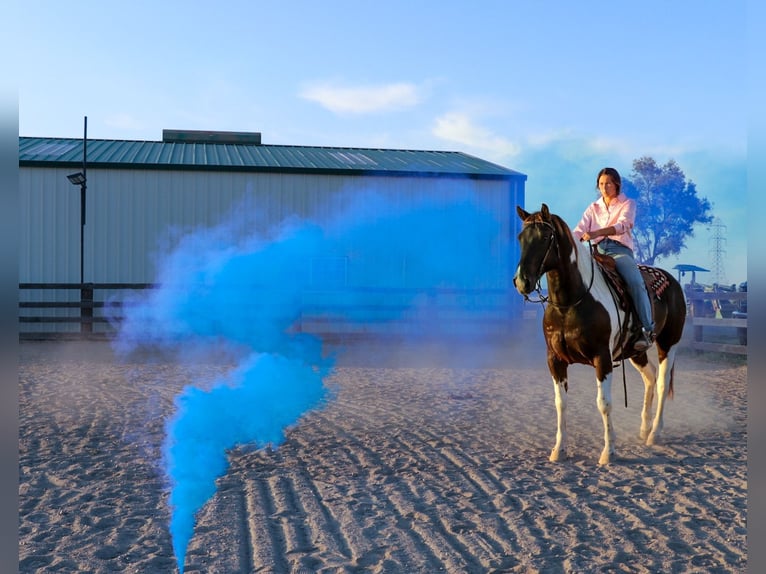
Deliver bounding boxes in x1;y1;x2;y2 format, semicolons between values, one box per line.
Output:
67;172;86;186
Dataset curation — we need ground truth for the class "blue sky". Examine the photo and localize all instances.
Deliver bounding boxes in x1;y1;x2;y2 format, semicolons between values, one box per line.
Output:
11;0;748;283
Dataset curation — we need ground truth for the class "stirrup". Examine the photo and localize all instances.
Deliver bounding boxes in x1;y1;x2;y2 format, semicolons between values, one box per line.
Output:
633;328;654;352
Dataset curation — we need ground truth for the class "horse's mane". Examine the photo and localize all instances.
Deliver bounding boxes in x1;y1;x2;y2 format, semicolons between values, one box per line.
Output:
523;206;595;279
544;210;596;284
548;213;578;253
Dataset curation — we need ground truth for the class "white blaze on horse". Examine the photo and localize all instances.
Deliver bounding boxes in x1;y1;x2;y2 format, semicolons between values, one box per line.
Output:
513;204;686;465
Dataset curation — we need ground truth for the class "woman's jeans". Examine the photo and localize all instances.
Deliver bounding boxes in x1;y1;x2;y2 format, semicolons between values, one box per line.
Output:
597;238;654;332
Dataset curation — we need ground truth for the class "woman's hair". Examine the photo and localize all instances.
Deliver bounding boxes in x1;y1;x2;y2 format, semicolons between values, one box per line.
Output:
596;167;622;195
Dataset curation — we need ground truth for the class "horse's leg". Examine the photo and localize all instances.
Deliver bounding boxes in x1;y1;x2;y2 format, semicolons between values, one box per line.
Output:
629;354;658;441
550;376;568;462
548;358;569;462
594;356;615;465
647;345;677;445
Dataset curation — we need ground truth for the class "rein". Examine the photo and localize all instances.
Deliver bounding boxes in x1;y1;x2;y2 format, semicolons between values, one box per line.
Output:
522;219;629;407
587;243;630;409
521;220;596;310
600;263;629;408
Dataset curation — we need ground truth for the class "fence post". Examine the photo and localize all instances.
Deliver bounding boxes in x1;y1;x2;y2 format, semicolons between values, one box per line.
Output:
693;318;703;343
738;324;747;345
81;284;93;333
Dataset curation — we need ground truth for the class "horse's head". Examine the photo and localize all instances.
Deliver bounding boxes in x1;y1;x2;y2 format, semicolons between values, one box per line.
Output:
513;203;566;296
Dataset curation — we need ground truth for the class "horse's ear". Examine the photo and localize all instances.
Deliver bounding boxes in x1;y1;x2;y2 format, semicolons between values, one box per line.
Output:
516;205;530;220
541;204;551;219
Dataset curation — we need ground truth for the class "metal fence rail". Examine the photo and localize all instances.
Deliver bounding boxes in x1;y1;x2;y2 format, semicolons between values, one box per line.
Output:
18;283;154;339
684;286;747;355
18;282;518;341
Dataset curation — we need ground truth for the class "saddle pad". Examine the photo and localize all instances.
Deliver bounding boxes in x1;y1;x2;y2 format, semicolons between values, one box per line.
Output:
596;262;670;312
638;264;670;298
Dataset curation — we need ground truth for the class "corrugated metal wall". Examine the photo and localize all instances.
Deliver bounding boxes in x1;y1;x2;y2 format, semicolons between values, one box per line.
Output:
19;166;524;333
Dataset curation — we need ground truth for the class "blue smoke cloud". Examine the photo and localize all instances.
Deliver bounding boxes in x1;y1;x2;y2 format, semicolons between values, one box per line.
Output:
114;187;504;572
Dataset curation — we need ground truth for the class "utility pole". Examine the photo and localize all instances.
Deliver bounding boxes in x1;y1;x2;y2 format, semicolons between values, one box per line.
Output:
708;217;727;285
66;116;90;332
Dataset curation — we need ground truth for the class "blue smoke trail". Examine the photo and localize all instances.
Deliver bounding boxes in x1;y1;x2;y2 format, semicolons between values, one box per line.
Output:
164;352;329;570
114;188;503;572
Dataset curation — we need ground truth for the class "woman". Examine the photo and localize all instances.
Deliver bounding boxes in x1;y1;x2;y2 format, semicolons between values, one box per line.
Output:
572;167;654;351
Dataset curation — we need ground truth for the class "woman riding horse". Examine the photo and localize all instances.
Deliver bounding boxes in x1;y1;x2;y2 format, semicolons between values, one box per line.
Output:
513;202;686;465
573;167;654;352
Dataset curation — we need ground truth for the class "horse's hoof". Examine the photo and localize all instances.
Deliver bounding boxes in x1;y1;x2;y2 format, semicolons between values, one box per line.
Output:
598;449;615;465
646;433;660;446
550;449;566;462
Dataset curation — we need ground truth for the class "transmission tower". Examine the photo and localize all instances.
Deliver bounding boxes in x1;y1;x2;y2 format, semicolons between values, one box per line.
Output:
708;217;727;285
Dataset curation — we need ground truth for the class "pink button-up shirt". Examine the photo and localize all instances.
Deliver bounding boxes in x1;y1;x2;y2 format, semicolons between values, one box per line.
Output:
572;193;636;251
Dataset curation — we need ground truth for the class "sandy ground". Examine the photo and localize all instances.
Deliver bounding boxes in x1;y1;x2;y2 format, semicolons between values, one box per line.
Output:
19;336;747;573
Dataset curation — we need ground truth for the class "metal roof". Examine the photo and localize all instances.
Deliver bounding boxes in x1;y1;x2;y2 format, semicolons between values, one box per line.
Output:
19;136;526;180
672;264;710;272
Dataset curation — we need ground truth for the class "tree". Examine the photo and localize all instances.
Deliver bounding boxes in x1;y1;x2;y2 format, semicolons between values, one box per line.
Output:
623;157;713;265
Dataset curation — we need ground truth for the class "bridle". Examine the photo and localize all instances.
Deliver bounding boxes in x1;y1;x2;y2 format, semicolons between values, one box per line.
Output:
521;215;630;407
520;218;595;310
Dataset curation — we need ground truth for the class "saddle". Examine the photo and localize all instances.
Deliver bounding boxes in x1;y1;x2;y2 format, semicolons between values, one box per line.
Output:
591;250;670;313
592;250;670;360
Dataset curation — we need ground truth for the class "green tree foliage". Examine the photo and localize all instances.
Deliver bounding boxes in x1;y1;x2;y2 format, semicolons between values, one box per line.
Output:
623;157;713;265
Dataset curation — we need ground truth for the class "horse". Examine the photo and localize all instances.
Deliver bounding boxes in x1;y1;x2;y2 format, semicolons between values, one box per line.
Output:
513;204;686;465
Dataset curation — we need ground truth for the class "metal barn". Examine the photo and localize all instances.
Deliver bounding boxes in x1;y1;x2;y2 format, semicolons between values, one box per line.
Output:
19;130;527;337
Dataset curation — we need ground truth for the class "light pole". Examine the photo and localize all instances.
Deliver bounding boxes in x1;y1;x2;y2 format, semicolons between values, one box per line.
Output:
66;116;90;332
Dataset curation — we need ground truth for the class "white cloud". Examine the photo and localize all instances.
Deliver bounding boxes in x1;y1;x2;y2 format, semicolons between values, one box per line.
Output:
432;112;520;158
300;82;423;114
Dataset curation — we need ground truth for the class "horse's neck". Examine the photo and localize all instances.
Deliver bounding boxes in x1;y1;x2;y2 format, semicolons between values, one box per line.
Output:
546;240;592;305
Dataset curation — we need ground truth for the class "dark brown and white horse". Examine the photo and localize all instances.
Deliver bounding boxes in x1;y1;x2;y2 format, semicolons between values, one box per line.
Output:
513;204;686;465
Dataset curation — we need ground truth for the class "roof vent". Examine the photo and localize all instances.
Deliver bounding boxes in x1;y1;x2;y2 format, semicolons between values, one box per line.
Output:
162;129;262;145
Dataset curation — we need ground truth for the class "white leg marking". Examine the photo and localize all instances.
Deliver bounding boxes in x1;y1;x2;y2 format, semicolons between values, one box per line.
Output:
631;358;658;441
647;347;677;446
597;375;615;465
550;378;568;462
